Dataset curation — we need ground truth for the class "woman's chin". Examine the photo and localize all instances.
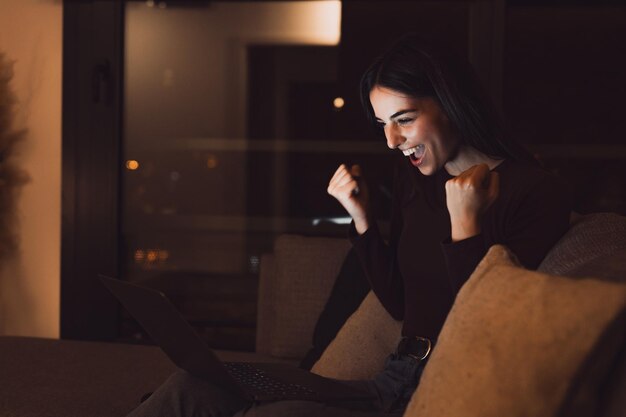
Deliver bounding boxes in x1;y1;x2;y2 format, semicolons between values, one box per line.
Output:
417;166;436;176
413;160;436;176
409;151;435;175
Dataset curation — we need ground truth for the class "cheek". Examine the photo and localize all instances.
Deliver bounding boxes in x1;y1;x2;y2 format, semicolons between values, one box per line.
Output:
432;122;457;152
413;121;438;146
410;121;430;141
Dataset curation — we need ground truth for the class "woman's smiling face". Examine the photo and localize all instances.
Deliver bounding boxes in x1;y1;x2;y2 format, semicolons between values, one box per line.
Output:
369;86;460;176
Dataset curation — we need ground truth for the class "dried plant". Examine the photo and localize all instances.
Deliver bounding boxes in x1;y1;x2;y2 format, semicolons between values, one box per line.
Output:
0;53;30;258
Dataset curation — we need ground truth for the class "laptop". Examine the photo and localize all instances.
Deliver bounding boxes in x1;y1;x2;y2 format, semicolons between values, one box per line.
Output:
99;275;373;403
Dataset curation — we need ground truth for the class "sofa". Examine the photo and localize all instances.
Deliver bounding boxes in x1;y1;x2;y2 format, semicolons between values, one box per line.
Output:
0;212;624;417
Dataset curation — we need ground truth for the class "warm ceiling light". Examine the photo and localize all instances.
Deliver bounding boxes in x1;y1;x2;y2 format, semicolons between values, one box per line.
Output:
312;1;341;45
333;97;345;109
292;1;341;45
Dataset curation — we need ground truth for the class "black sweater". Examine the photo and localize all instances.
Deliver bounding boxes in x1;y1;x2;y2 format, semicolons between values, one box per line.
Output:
350;159;572;340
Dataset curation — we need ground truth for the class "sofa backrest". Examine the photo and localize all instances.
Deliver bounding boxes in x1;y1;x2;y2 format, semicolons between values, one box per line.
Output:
539;212;626;417
255;234;351;359
539;212;626;281
258;212;626;385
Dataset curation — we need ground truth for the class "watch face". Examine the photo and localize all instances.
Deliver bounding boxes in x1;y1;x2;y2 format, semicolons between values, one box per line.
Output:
414;338;431;360
401;336;432;361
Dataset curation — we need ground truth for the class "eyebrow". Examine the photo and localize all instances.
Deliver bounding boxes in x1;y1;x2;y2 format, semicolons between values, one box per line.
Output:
375;109;417;122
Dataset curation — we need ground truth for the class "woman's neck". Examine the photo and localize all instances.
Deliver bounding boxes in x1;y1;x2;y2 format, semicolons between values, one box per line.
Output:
444;145;504;176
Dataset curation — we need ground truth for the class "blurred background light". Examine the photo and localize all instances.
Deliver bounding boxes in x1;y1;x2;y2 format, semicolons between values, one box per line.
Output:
126;160;140;170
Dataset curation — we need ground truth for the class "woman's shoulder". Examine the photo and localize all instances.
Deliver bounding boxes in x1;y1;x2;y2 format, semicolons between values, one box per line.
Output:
496;158;561;185
495;159;573;203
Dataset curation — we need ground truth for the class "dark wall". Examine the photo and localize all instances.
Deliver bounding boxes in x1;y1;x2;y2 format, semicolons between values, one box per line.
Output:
337;1;471;142
505;5;626;214
336;1;626;215
504;6;625;146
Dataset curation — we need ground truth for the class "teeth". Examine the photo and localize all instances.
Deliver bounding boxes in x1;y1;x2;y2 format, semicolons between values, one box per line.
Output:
402;144;424;157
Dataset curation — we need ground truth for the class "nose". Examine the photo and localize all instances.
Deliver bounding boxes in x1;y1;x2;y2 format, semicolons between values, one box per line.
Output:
385;123;404;150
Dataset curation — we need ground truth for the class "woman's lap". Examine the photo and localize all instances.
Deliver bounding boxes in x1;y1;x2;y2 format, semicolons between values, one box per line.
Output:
127;370;244;417
233;400;403;417
127;354;423;417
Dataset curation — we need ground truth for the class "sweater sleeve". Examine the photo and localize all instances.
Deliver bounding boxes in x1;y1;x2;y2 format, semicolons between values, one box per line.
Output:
348;165;407;321
349;222;404;320
441;167;572;293
498;171;572;269
440;234;487;292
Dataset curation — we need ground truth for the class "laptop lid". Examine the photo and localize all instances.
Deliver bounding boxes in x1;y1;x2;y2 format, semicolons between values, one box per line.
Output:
98;275;245;397
99;275;373;403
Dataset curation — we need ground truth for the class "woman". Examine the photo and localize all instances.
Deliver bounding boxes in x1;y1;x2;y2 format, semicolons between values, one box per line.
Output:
328;33;572;408
128;35;572;417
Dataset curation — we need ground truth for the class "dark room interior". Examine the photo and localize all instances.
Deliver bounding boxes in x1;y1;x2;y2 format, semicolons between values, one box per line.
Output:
0;1;625;416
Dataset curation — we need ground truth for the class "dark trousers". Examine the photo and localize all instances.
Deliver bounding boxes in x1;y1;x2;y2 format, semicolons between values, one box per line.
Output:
126;353;425;417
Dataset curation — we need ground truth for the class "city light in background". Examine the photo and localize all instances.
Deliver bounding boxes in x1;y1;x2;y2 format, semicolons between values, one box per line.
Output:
333;97;345;110
126;160;140;170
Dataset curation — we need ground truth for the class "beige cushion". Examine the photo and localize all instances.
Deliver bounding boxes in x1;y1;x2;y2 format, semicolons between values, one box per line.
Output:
312;291;402;380
265;235;351;359
405;245;626;417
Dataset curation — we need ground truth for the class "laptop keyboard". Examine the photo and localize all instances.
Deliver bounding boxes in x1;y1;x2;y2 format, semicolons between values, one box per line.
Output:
223;362;317;397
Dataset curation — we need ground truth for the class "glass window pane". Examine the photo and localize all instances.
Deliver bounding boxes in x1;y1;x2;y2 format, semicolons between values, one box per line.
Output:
122;1;384;350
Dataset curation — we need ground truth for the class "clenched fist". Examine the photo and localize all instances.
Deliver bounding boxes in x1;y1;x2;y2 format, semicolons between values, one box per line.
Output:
445;163;499;242
327;164;370;234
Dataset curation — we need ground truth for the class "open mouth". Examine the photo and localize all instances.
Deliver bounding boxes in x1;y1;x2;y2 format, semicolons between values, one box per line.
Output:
402;144;426;164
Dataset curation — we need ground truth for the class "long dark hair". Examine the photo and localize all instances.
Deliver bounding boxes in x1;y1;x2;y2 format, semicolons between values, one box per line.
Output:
360;34;536;164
